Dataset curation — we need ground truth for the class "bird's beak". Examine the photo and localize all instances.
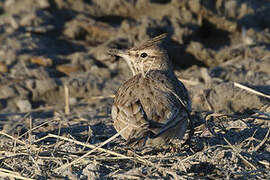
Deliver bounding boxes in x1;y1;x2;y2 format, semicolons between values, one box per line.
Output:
107;48;136;75
107;49;129;58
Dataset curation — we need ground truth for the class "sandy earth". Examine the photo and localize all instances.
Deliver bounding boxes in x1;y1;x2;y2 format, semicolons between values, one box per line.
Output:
0;0;269;179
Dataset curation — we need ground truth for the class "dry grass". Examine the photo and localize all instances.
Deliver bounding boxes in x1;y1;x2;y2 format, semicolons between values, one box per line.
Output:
0;103;269;179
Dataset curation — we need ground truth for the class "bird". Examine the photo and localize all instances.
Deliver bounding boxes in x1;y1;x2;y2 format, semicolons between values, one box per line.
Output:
108;34;192;147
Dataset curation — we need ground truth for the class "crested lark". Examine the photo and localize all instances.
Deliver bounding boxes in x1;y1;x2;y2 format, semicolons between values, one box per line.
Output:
108;34;192;146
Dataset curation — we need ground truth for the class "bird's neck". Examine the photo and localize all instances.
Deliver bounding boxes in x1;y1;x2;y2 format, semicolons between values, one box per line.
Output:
133;58;173;77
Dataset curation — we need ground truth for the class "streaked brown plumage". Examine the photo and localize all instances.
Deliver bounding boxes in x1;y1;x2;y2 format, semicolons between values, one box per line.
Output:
108;34;191;146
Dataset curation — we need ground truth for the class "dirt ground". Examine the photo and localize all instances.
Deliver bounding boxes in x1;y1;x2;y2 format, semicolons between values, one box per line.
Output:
0;0;269;179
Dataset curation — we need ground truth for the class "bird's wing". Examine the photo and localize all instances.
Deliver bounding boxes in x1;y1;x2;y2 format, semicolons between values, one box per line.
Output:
149;88;188;139
113;76;162;146
145;73;191;138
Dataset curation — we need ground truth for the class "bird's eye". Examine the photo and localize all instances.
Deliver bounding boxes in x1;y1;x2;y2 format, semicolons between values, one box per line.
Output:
140;52;148;58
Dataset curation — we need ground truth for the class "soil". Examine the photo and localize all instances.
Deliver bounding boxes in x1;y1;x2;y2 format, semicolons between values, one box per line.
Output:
0;0;269;179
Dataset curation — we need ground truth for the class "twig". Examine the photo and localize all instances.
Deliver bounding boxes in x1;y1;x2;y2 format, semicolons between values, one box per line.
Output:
0;152;29;160
0;168;34;180
203;92;213;111
224;137;257;170
111;174;144;179
28;116;33;144
64;84;70;115
34;133;126;157
55;126;128;172
18;119;56;139
254;128;270;152
234;82;270;99
253;110;270;118
0;131;26;145
81;126;92;151
29;155;42;174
